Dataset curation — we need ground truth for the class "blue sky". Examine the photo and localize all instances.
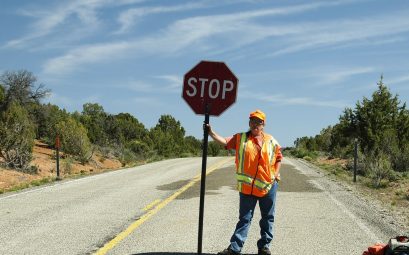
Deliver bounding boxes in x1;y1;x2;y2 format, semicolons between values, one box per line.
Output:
1;0;409;147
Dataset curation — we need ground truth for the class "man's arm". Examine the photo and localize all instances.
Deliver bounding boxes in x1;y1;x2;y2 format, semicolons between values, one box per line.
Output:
274;147;283;180
274;161;281;180
205;124;227;146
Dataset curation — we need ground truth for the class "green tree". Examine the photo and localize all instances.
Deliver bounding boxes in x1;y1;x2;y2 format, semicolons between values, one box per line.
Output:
314;126;332;152
104;114;123;146
394;106;409;171
150;115;186;157
396;104;409;148
184;136;201;156
294;136;317;151
328;108;357;157
115;113;148;142
127;140;151;160
149;128;175;158
355;77;400;154
31;103;70;143
112;113;151;160
292;75;409;176
208;141;223;156
0;102;35;169
80;103;108;146
56;117;92;164
155;115;185;138
0;84;5;106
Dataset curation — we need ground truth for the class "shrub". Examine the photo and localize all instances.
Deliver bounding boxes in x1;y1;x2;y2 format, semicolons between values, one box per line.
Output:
288;148;319;160
346;158;366;176
180;152;195;158
208;141;223;156
27;165;39;175
31;178;50;187
303;156;312;161
0;102;35;169
56;117;93;164
119;148;137;166
363;151;393;188
95;145;116;159
392;145;409;172
127;140;150;160
63;157;74;175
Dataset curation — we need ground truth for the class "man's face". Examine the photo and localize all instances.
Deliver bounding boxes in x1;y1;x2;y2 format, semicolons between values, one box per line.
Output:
249;117;264;136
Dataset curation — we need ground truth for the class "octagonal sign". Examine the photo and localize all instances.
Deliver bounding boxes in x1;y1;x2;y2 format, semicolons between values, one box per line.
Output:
182;60;239;116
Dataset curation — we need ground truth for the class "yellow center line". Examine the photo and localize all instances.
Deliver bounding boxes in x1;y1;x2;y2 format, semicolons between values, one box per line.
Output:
143;199;162;211
94;157;233;255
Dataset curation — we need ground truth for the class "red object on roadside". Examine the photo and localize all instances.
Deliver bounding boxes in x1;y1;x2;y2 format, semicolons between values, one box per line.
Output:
55;135;60;149
396;236;409;243
362;243;388;255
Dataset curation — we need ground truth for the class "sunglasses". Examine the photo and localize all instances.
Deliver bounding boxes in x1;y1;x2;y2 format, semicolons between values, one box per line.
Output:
249;118;264;125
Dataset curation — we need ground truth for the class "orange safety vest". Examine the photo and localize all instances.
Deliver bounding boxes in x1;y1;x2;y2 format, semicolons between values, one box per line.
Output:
234;132;281;197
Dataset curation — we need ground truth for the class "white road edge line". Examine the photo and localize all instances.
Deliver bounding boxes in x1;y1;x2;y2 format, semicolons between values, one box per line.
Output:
287;158;381;243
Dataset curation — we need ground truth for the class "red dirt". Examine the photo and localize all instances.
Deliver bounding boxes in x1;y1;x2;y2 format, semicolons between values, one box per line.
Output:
0;140;122;191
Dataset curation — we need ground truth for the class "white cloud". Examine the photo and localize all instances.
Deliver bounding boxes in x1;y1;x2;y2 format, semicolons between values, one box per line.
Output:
388;75;409;85
126;80;157;93
42;2;334;74
241;92;347;108
154;74;181;84
241;66;375;88
42;2;409;76
314;67;375;85
115;0;147;4
5;1;99;48
3;0;148;49
116;2;205;34
268;13;409;57
119;75;182;94
115;0;332;34
132;96;164;107
153;75;182;91
43;41;133;74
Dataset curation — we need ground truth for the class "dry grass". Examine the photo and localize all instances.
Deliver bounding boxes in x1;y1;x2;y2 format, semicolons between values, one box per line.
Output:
313;156;409;229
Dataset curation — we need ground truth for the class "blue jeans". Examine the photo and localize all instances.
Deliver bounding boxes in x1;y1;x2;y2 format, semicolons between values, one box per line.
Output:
229;181;278;253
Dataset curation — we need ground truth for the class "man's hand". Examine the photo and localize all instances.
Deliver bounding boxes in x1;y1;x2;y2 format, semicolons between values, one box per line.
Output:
204;123;213;135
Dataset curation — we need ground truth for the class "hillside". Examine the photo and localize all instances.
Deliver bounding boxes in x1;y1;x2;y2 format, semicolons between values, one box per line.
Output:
0;140;122;193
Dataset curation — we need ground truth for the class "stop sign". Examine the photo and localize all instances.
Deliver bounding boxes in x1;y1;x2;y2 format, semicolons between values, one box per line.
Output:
182;60;238;116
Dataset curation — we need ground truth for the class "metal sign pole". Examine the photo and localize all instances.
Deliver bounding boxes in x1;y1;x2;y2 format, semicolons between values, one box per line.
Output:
353;138;358;182
56;134;61;180
56;147;60;179
198;104;210;254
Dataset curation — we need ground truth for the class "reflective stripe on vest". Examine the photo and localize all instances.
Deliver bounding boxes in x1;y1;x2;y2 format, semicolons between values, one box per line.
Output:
236;173;272;191
237;132;248;174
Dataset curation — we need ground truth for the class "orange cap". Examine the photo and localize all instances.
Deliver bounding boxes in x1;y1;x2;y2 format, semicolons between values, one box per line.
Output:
249;109;266;122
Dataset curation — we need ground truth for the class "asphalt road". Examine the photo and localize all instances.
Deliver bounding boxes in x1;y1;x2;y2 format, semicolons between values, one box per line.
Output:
0;157;404;255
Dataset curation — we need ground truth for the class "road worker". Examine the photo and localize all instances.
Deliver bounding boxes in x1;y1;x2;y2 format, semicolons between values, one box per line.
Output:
206;109;282;255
